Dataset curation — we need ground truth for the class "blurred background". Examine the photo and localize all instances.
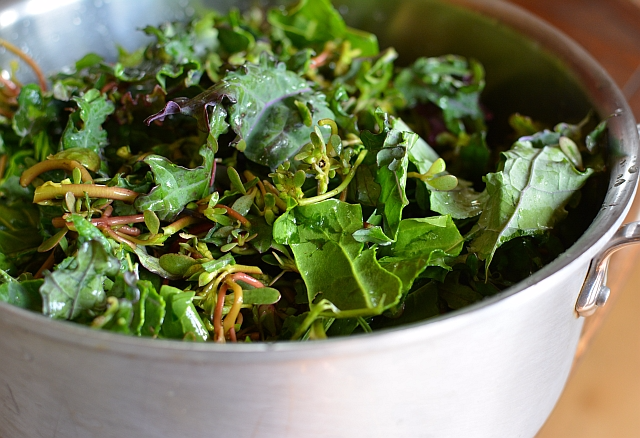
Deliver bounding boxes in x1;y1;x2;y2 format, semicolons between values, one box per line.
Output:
506;1;640;436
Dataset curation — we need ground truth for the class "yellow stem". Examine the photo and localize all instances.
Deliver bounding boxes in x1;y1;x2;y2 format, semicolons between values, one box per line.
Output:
318;119;339;135
20;159;93;187
100;226;136;250
407;171;429;182
0;154;6;180
163;216;201;235
223;279;243;337
33;183;138;204
262;180;288;211
203;264;263;307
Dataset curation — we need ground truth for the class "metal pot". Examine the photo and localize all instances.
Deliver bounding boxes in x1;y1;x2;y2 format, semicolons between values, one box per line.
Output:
0;1;638;437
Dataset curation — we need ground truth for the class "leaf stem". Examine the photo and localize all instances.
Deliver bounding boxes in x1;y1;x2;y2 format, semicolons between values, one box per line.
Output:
20;159;93;187
318;118;338;135
229;272;265;288
163;216;202;235
34;183;138;204
0;154;6;180
223;278;243;339
262;180;288;211
34;250;56;279
215;204;251;228
213;283;228;343
99;225;136;250
52;214;145;229
114;225;141;236
407;171;429;182
0;75;19;99
0;38;47;91
298;149;367;206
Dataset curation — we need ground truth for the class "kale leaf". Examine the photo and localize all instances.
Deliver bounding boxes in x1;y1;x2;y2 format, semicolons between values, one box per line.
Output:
469;140;593;269
146;54;334;168
40;240;120;321
273;199;402;315
134;144;215;220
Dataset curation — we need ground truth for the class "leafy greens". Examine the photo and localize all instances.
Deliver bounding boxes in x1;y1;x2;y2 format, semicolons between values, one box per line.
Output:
0;0;605;342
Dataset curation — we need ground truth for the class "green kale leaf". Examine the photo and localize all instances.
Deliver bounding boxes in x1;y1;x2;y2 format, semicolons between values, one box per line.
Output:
160;285;208;341
12;84;56;160
40;240;120;321
0;277;43;311
273;199;402;315
267;0;378;56
133;280;166;337
469;140;593;269
134;144;215;220
0;201;42;258
395;55;486;134
12;84;56;141
61;89;115;163
394;116;486;219
379;216;464;294
146;54;334;168
359;125;413;240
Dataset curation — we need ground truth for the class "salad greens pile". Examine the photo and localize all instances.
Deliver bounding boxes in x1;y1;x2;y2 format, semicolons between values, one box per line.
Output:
0;0;607;342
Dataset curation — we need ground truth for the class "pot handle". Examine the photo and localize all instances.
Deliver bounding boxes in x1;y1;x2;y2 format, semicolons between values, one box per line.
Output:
576;221;640;317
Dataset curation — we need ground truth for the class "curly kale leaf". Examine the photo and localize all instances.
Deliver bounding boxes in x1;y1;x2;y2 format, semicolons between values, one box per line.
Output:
11;84;57;160
61;89;114;154
146;54;334;168
267;0;378;56
134;144;215;220
395;55;486;135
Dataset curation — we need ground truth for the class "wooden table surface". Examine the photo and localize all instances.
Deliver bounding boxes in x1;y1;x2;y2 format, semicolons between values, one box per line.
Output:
507;1;640;437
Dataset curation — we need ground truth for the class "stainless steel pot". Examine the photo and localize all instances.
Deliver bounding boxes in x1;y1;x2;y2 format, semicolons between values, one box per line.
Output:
0;1;638;437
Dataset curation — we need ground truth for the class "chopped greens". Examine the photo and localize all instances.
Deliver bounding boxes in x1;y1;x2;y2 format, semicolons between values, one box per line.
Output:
0;0;606;342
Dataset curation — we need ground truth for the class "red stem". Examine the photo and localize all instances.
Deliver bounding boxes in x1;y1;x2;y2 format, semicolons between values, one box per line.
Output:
229;272;264;288
188;222;215;235
210;160;217;189
215;204;251;228
310;49;331;69
213;283;228;343
52;214;146;229
0;38;47;91
114;225;141;236
228;327;237;343
34;251;56;279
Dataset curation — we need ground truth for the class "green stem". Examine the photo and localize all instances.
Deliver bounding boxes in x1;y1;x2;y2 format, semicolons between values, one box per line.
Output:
318;119;338;135
298;149;368;206
407;171;429;182
34;183;138;204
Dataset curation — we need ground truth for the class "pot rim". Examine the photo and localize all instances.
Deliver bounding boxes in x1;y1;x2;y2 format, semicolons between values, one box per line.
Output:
0;0;638;356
